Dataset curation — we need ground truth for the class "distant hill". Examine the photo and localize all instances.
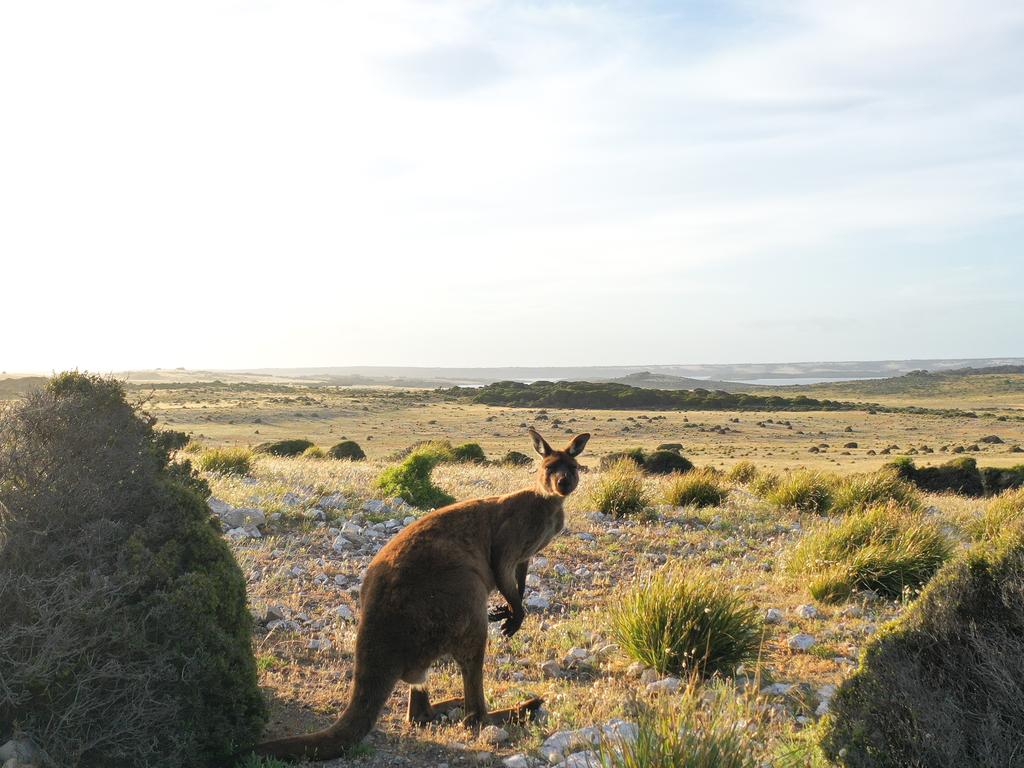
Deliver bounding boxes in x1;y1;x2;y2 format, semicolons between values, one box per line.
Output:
774;366;1024;401
604;371;764;393
0;376;47;399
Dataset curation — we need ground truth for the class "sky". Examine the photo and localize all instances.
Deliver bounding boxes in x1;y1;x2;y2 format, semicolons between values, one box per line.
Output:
1;0;1022;372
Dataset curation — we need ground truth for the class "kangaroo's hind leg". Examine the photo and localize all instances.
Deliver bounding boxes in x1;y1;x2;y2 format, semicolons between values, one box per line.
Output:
407;687;464;725
454;626;543;727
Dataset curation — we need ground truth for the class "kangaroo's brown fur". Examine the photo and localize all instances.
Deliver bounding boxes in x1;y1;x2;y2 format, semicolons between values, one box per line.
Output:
252;428;590;762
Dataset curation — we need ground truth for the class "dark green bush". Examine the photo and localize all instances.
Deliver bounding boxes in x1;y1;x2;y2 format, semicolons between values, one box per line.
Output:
611;571;761;678
376;449;455;509
821;532;1024;767
451;442;487;463
889;456;985;496
253;438;314;457
501;450;533;466
644;450;694;475
0;373;265;767
600;448;647;471
980;465;1024;495
327;440;366;461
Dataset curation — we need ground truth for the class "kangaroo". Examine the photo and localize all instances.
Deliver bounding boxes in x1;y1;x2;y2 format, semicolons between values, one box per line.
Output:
253;428;590;761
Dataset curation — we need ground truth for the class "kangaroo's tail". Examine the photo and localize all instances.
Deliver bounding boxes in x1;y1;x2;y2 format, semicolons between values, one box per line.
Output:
252;662;399;761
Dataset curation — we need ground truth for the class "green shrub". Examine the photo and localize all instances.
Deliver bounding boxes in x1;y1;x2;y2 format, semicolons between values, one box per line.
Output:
820;532;1024;767
829;469;921;515
327;440;366;460
611;571;761;677
889;456;985;496
600;448;647;471
253;438;314;457
197;446;253;476
644;450;694;475
590;458;649;518
597;695;757;768
979;464;1024;495
749;470;780;497
726;461;758;484
0;373;265;767
376;449;455;510
301;445;325;458
501;450;533;466
657;443;684;452
663;468;729;508
765;470;834;514
788;504;953;603
451;442;487;463
971;487;1024;541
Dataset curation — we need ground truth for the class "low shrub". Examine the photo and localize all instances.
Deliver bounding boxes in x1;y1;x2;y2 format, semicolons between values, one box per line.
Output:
663;468;729;508
788;504;953;603
391;440;485;464
327;440;366;461
980;465;1024;495
451;442;487;463
590;458;649;518
611;571;761;678
254;438;314;457
765;470;834;514
600;448;647;471
820;532;1024;767
501;450;533;466
889;456;985;496
597;694;757;768
829;469;921;515
644;450;694;475
971;487;1024;541
376;450;455;510
657;443;684;452
197;446;253;476
0;373;265;767
726;460;758;485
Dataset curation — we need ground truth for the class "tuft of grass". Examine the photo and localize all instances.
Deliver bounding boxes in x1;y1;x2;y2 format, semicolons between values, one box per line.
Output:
301;446;325;459
765;470;834;514
590;458;649;519
829;469;922;515
663;468;729;508
375;449;455;510
788;504;953;603
611;570;761;678
197;447;253;476
749;470;780;497
597;690;759;768
726;461;758;485
970;487;1024;541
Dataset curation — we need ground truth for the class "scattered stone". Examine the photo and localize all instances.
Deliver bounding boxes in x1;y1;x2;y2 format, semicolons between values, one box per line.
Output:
787;633;816;652
503;755;532;768
336;604;354;622
221;507;265;529
332;535;354;552
225;525;262;540
540;660;562;679
765;608;784;624
556;751;599;768
480;725;510;745
281;492;303;506
639;667;659;685
795;604;818;619
839;604;863;618
320;493;348;509
362;498;390;514
308;638;333;651
815;699;830;717
264;604;288;623
207;496;233;515
646;676;681;694
626;662;646;678
525;595;550;610
553;563;570;576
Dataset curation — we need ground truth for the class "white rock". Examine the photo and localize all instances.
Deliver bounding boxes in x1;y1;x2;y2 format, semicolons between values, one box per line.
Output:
336;604;354;622
553;563;570;576
281;492;303;506
840;604;864;618
626;662;646;678
332;535;354;552
525;595;550;610
817;684;837;699
403;515;417;525
646;676;681;694
556;751;600;768
503;755;532;768
308;638;333;651
525;574;541;588
540;660;562;678
795;604;818;619
225;525;261;539
221;507;265;529
207;496;233;515
362;498;390;514
264;604;288;623
815;700;831;717
320;493;348;509
764;608;784;624
540;729;599;763
480;725;510;745
787;633;816;652
639;668;659;684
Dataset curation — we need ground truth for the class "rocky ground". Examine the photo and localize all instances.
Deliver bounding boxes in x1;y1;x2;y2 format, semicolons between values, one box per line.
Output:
204;456;978;768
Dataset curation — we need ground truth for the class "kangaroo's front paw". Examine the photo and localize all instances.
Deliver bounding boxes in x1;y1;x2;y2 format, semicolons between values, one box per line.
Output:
500;612;524;637
488;603;513;622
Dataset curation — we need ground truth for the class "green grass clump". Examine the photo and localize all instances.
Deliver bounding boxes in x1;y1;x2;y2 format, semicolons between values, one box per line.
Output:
788;504;953;603
971;487;1024;541
726;461;758;484
327;440;366;461
253;439;314;457
375;450;455;510
663;468;729;508
765;470;834;514
590;458;649;518
821;531;1024;767
829;469;922;515
597;694;757;768
301;446;325;459
749;470;780;497
611;571;761;678
197;447;253;476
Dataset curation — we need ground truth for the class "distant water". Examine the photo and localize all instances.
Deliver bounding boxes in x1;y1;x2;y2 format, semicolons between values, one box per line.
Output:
735;376;888;386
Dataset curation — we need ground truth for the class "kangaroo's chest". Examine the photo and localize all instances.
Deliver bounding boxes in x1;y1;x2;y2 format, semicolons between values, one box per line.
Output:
527;507;564;557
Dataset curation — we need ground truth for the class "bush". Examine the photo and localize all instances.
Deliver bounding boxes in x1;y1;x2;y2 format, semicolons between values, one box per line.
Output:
327;440;366;461
749;470;780;497
644;450;694;475
376;449;455;510
590;458;649;518
889;456;985;496
829;469;921;515
253;438;314;457
611;571;761;678
765;470;834;514
596;695;757;768
980;464;1024;495
197;446;253;476
0;373;265;767
657;443;684;452
726;461;758;484
663;468;729;508
600;448;647;471
501;450;533;466
820;532;1024;767
971;487;1024;541
788;504;953;603
301;445;325;458
451;442;487;463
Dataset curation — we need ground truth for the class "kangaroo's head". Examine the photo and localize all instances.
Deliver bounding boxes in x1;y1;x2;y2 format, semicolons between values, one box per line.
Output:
529;427;590;497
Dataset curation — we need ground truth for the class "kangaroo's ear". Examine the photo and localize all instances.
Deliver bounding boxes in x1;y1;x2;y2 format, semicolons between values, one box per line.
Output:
566;433;590;457
529;427;552;457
